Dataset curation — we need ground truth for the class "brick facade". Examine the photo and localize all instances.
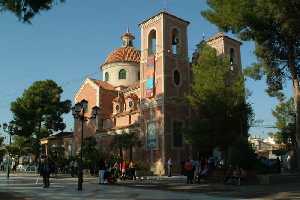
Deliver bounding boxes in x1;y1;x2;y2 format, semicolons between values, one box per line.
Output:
73;11;242;174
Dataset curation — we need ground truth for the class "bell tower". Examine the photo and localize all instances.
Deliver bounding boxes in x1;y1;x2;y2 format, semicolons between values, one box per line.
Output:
139;12;190;171
207;32;242;74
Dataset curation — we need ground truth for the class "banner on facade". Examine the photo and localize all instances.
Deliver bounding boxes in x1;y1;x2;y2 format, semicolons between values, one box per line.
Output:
146;77;154;97
147;121;157;149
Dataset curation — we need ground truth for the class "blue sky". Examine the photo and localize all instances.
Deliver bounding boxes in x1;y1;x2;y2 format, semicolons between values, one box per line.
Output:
0;0;290;141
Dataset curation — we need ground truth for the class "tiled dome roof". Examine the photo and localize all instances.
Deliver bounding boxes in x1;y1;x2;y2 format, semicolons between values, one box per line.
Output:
102;46;141;66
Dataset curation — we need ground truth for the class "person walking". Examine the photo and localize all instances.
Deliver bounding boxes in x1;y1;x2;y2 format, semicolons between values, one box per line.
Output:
129;160;136;180
184;159;193;184
287;154;291;171
194;159;200;182
167;158;172;177
39;156;50;188
112;162;120;180
98;159;106;184
120;160;127;180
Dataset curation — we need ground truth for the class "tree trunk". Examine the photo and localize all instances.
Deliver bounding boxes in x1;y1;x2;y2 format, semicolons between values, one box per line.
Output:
287;43;300;169
293;83;300;169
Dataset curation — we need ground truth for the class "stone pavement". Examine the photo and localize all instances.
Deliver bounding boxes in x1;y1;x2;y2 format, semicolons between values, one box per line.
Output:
0;174;300;200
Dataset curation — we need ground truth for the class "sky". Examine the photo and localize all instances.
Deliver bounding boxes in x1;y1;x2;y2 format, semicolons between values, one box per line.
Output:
0;0;291;142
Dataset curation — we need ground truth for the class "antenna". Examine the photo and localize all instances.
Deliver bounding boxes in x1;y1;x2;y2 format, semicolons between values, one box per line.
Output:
163;0;168;11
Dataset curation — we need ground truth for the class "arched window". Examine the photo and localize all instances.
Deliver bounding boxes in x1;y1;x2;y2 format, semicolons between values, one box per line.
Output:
148;30;156;55
115;105;120;112
174;70;180;86
137;71;140;80
230;48;235;64
119;69;126;80
171;29;179;55
104;72;109;81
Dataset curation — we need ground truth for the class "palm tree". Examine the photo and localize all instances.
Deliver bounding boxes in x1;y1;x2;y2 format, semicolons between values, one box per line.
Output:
111;130;141;161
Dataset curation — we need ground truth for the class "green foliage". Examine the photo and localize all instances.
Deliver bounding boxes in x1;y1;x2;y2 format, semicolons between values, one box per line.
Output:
188;44;245;108
48;145;66;167
186;43;253;153
0;0;65;23
11;80;71;138
0;136;6;159
6;135;29;157
243;63;264;81
202;0;300;99
272;98;297;147
10;80;71;157
135;160;150;171
110;131;141;160
82;137;106;168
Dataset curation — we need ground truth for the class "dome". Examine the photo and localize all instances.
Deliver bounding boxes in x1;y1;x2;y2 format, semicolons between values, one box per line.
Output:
102;46;140;66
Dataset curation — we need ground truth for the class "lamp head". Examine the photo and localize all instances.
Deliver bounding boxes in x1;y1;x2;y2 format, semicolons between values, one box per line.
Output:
81;99;88;112
74;102;82;113
71;106;77;117
91;106;100;118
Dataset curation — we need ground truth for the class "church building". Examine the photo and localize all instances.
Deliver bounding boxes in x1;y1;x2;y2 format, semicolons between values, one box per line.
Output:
74;11;242;173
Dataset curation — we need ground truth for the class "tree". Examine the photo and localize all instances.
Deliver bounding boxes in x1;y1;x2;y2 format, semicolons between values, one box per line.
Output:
0;136;6;161
10;80;71;158
202;0;300;166
272;98;297;150
0;0;65;23
227;137;257;170
110;131;141;161
81;137;106;170
6;135;30;164
186;42;253;156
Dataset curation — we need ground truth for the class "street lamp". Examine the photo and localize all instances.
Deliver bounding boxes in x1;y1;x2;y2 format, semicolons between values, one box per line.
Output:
71;99;99;191
2;121;22;179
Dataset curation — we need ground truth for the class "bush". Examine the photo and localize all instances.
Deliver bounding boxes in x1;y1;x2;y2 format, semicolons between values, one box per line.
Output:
135;160;150;171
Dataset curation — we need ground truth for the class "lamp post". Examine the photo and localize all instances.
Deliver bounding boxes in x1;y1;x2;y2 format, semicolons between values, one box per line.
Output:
2;122;22;179
72;99;99;191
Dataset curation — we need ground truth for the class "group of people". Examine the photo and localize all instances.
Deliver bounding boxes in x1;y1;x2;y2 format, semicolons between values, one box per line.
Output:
224;165;246;185
98;159;136;184
166;157;217;184
37;156;138;188
181;157;215;184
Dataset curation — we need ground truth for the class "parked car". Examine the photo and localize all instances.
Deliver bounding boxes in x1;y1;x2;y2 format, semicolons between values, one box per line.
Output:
16;164;27;172
26;165;37;173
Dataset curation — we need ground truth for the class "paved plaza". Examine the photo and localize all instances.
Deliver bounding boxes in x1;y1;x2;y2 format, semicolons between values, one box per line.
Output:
0;175;229;200
0;174;300;200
